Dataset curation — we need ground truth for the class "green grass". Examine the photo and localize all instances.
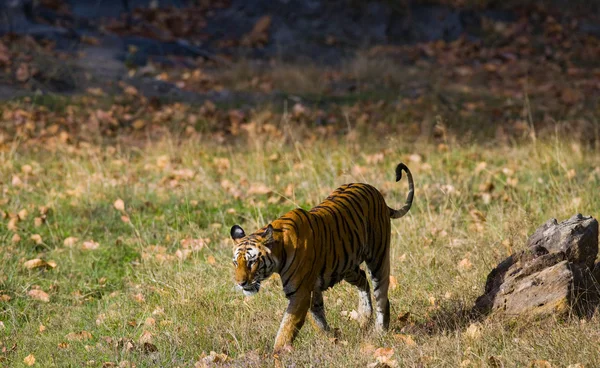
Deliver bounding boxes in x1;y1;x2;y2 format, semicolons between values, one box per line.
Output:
1;126;599;367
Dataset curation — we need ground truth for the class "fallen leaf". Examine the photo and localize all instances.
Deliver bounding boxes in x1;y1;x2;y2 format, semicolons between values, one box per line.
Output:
65;331;93;341
114;199;125;212
7;217;18;231
58;342;69;349
529;360;552;368
393;334;416;346
64;237;79;247
11;175;23;187
39;324;46;333
24;354;35;366
181;238;206;250
138;330;153;344
133;293;145;303
132;119;146;130
389;275;398;290
28;289;50;302
11;233;21;243
247;183;271;195
373;347;395;359
207;255;216;265
465;323;482;339
82;240;100;250
197;351;229;365
457;258;473;271
23;259;56;270
18;209;28;220
30;234;43;244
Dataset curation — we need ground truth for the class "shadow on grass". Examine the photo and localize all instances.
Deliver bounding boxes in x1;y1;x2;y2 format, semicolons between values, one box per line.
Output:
394;298;485;335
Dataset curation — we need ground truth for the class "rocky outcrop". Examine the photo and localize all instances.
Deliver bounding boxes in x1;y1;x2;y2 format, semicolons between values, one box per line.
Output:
475;214;599;319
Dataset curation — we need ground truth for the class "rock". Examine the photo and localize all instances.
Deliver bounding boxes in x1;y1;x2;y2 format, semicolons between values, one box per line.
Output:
475;214;600;319
526;214;598;269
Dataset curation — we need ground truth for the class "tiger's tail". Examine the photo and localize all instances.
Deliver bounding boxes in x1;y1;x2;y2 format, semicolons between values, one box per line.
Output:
389;163;414;219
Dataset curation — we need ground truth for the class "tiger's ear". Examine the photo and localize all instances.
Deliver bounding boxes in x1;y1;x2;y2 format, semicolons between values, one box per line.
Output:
261;224;274;245
230;225;246;244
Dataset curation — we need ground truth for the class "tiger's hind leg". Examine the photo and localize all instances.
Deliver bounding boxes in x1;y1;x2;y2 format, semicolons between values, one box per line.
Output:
310;288;330;332
367;250;391;331
344;268;373;329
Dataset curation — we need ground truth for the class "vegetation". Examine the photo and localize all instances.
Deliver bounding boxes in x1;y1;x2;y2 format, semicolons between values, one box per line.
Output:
0;93;599;367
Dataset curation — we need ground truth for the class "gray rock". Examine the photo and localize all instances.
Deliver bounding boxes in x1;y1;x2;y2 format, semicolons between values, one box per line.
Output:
475;214;600;319
527;214;598;269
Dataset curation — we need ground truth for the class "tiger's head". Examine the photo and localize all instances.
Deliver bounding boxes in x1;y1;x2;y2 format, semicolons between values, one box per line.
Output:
230;224;278;296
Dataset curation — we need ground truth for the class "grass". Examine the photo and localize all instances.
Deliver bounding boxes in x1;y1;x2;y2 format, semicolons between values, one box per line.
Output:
1;112;600;367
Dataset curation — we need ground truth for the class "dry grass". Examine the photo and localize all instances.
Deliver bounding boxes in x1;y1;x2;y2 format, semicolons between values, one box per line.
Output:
1;120;599;367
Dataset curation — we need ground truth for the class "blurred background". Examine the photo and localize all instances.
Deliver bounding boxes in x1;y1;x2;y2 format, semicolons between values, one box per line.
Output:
0;0;598;144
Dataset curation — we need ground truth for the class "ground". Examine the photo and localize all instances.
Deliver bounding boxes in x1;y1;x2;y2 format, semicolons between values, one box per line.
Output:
0;92;599;367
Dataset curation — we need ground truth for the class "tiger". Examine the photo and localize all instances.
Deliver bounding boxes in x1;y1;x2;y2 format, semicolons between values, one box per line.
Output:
230;163;414;352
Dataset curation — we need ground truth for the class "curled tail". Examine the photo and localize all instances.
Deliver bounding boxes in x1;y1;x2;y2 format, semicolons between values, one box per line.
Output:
389;163;414;219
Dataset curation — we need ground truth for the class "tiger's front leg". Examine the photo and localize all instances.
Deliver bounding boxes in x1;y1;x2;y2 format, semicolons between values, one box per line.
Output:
273;290;311;353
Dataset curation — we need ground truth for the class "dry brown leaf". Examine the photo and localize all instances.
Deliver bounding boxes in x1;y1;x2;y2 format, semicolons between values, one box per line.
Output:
180;238;205;250
58;342;69;349
39;324;46;333
24;354;35;366
63;237;79;247
114;199;125;212
465;323;482;339
23;259;56;270
393;334;416;346
138;330;153;344
12;175;23;187
457;258;473;271
11;233;21;243
247;183;271;195
133;293;145;303
82;240;100;250
373;347;395;359
389;275;398;290
30;234;43;244
65;331;93;341
132;119;146;130
18;209;28;220
529;360;552;368
207;255;216;265
28;289;50;302
7;217;18;231
213;157;230;174
197;351;229;366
